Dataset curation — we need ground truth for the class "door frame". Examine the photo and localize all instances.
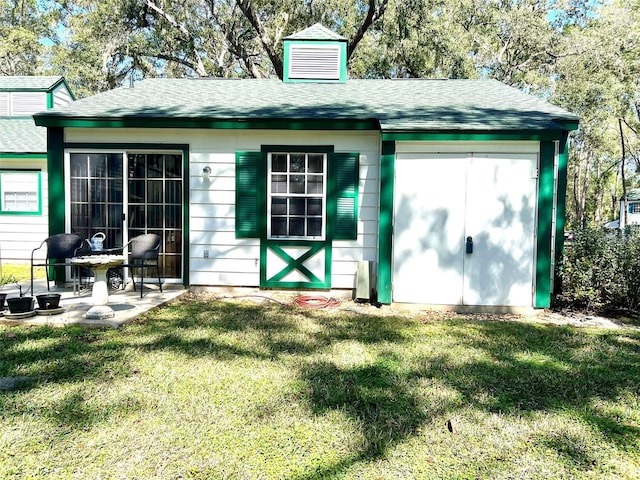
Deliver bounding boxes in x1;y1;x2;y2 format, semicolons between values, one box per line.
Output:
61;145;190;286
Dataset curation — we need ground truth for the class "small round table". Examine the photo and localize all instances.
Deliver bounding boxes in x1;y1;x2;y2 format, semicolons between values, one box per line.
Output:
71;255;125;319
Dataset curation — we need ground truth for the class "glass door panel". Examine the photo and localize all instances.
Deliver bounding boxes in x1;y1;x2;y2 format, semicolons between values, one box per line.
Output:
70;153;124;249
127;153;183;279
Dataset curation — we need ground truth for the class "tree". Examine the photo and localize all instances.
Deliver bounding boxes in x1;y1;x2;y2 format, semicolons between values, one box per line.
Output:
0;0;58;75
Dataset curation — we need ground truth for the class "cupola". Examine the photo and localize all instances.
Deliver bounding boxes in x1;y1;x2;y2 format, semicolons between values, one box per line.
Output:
283;23;347;83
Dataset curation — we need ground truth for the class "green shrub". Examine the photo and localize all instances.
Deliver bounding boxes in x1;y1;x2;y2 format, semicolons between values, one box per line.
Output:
559;226;640;312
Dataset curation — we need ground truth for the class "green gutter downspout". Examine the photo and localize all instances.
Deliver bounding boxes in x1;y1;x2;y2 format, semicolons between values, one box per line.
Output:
553;133;570;299
535;141;556;308
377;141;395;304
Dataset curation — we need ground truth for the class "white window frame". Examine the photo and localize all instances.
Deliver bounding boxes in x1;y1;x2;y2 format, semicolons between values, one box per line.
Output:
267;152;327;240
0;170;41;214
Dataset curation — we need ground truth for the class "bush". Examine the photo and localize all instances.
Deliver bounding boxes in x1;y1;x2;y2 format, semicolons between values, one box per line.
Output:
558;226;640;312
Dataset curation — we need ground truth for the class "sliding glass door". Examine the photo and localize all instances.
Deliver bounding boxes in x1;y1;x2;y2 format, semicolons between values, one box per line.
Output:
68;151;183;281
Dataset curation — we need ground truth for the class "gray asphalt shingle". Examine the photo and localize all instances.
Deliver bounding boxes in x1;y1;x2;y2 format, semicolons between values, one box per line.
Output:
0;118;46;153
34;78;578;132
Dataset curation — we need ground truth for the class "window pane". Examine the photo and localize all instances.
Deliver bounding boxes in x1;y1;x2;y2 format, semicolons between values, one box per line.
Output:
148;205;163;227
307;198;322;216
90;155;107;178
148;154;163;178
271;218;287;236
272;154;287;172
289;175;305;194
109;179;123;203
271;197;287;215
290;155;305;172
148;180;163;203
290;217;304;236
271;175;287;193
130;180;145;202
107;154;123;177
308;218;322;236
166;180;182;203
308;154;323;173
70;155;88;177
72;204;88;228
91;179;107;202
165;205;182;228
290;198;305;215
307;175;323;194
129;154;146;178
71;178;88;202
129;206;146;228
91;204;106;228
165;154;182;178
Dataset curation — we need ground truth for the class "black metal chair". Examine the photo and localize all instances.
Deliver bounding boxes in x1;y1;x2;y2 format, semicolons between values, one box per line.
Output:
30;233;86;294
120;234;163;298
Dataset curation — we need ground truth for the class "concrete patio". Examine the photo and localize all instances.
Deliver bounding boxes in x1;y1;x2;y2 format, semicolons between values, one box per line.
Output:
0;279;187;328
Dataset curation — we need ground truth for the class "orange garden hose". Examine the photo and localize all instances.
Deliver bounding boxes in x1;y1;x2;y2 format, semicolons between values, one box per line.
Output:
292;295;342;308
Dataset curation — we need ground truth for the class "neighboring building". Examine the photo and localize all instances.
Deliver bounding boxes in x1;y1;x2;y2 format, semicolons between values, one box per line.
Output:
618;188;640;229
0;76;75;263
33;24;579;309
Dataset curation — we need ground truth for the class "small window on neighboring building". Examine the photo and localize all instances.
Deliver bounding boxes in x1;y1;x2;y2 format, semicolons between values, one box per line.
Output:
267;152;327;239
630;202;640;214
0;170;41;214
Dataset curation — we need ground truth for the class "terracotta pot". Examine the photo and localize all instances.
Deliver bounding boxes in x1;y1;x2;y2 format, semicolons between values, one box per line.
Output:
36;294;61;310
7;296;34;314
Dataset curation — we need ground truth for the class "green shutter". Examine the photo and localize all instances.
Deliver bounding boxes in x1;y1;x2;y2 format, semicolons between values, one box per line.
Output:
329;152;359;240
235;151;262;238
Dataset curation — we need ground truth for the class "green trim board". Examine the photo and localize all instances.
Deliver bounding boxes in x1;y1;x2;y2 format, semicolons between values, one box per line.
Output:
382;130;577;142
0;153;47;159
377;141;395;304
535;141;556;308
0;169;43;215
553;133;570;298
260;241;331;289
34;117;380;131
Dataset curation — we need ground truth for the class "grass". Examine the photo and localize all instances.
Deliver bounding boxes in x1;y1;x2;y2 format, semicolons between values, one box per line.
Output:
1;295;639;479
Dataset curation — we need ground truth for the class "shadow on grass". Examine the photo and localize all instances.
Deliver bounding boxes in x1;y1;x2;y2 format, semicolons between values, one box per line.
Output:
2;297;640;478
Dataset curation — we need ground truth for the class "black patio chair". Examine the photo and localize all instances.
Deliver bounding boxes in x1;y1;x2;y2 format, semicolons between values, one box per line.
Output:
119;233;163;298
30;233;87;294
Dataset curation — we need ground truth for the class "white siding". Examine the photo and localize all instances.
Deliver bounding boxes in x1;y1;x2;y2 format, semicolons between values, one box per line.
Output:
53;85;73;108
0;93;8;116
10;92;47;116
65;128;380;290
0;158;48;263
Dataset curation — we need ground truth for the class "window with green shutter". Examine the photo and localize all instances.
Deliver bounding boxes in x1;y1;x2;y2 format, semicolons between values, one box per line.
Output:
235;148;358;241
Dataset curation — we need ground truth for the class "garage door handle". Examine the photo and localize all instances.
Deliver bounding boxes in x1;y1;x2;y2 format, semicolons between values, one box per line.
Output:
466;236;473;254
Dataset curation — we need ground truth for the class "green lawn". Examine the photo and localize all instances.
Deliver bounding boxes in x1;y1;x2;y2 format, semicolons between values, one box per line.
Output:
1;295;639;479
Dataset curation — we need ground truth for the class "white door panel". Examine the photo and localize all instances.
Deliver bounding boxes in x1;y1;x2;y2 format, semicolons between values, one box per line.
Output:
393;155;467;304
393;153;537;307
462;154;537;306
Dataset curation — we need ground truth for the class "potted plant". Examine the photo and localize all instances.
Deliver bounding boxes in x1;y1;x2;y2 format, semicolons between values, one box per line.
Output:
0;274;19;310
6;282;34;314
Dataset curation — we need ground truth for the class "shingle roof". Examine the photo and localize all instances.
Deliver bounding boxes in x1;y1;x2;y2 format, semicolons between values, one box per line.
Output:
0;118;47;153
0;76;65;91
285;23;346;41
34;78;579;132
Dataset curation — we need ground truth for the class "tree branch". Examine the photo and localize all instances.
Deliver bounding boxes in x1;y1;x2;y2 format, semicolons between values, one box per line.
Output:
236;0;284;79
347;0;389;59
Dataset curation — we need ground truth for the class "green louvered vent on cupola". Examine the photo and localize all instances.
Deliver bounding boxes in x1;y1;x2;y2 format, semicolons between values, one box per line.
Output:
283;23;347;83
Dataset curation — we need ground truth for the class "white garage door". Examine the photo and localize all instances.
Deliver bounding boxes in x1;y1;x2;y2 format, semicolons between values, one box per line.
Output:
393;153;538;307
